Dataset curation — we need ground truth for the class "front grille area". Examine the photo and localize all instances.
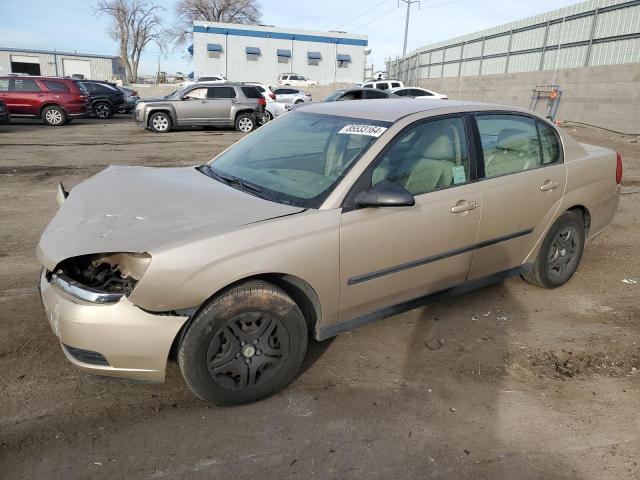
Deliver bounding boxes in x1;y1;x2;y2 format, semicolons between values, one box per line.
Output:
63;344;110;366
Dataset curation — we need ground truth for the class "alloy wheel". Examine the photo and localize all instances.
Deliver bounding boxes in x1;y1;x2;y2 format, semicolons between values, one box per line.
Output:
152;115;169;132
45;109;63;125
238;117;254;132
206;312;290;390
95;104;111;119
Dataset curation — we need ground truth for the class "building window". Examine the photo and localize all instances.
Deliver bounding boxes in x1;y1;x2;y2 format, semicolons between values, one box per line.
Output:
307;51;321;66
277;49;291;64
337;54;352;68
207;43;223;59
246;46;260;61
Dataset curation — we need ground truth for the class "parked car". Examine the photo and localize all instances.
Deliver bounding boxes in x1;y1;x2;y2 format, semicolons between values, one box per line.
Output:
272;87;312;104
133;83;266;133
179;75;226;89
241;82;276;102
361;80;404;90
116;86;140;113
265;101;288;121
277;73;318;87
78;80;126;119
38;100;621;404
390;86;448;100
0;99;10;124
324;88;400;101
0;76;91;126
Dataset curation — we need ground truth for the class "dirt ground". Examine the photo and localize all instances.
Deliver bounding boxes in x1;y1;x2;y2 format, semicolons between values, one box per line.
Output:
1;116;639;480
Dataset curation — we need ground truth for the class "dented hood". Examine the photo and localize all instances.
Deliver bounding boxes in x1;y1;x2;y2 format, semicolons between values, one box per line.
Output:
37;165;303;270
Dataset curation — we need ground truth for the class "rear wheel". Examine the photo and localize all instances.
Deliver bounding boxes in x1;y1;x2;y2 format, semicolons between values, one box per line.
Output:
94;102;113;119
235;113;256;133
149;111;172;133
295;99;304;104
42;106;67;126
522;211;585;289
178;280;308;405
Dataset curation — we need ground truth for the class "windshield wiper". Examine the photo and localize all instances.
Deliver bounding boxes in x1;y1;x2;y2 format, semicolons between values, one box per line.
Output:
199;165;266;197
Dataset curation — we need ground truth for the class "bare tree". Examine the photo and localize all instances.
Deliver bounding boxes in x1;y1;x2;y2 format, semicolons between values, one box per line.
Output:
96;0;167;83
172;0;261;47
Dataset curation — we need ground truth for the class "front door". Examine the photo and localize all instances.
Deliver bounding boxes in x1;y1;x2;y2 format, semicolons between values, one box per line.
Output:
468;113;567;279
174;87;212;125
8;77;43;115
339;116;482;321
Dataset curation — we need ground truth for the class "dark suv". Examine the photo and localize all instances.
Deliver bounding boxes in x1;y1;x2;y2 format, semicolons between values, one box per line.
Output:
133;83;266;133
78;80;126;119
0;76;91;126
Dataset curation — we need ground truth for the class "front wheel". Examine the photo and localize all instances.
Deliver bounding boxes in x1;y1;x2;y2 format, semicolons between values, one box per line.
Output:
42;106;67;126
94;102;113;119
235;113;256;133
522;211;585;289
294;99;304;104
178;280;308;405
148;111;172;133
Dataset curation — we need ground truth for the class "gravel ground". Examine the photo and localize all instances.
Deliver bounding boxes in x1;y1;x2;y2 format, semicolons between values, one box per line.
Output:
0;116;639;480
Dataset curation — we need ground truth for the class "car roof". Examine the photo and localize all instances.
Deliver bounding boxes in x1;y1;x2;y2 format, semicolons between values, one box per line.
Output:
298;99;521;122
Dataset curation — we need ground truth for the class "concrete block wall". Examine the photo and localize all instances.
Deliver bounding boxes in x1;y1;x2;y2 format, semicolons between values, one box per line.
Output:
416;63;640;134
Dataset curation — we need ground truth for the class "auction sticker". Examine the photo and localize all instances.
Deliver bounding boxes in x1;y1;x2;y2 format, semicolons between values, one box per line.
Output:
338;124;388;137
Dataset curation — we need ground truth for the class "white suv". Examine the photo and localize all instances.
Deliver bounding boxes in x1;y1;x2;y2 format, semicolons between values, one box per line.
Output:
361;80;404;91
277;73;318;87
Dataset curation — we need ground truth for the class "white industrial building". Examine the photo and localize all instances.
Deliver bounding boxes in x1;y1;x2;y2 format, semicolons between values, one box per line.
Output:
0;47;124;81
191;21;368;85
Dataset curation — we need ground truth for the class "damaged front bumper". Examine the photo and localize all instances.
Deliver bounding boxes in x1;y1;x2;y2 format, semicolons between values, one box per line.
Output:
40;270;188;382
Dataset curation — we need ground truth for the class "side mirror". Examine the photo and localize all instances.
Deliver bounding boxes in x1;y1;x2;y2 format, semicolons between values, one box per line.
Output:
356;180;415;208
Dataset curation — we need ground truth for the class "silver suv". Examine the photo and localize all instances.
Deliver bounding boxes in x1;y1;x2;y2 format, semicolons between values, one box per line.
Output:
134;83;265;133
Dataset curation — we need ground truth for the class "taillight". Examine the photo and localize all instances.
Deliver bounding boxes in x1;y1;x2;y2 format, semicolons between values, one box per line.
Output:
442;96;448;100
616;152;623;185
269;93;276;100
132;91;138;96
258;97;266;106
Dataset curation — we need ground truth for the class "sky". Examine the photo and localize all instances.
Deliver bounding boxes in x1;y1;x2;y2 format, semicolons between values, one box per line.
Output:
0;0;583;75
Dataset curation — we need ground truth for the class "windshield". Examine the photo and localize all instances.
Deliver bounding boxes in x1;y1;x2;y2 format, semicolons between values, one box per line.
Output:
204;112;391;208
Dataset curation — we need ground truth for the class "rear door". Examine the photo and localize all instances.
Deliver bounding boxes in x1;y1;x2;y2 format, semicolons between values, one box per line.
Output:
364;90;388;99
467;113;567;279
208;86;236;124
339;115;482;321
8;78;43;115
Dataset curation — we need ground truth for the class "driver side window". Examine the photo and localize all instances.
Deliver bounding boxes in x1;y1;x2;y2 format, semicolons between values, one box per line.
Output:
372;117;469;196
184;88;208;99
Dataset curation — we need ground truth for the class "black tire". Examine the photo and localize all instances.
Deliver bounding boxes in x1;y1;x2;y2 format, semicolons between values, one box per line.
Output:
178;280;308;405
522;211;585;289
93;102;113;119
295;99;304;104
148;111;172;133
264;110;273;122
41;106;67;126
235;113;256;133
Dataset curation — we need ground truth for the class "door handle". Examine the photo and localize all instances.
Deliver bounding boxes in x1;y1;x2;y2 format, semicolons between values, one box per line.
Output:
451;200;479;213
540;180;560;191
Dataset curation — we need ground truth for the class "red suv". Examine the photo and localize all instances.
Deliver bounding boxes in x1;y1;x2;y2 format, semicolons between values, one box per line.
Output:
0;76;91;126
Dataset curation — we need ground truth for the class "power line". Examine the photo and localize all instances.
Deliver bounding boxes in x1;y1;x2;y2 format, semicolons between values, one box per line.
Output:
322;4;373;30
334;0;390;30
349;5;401;33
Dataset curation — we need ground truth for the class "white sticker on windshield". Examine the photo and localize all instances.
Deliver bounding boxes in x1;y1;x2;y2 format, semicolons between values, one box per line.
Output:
338;124;388;137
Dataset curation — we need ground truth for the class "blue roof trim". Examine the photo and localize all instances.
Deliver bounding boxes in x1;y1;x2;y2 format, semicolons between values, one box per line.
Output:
307;52;322;60
207;43;223;52
337;53;352;61
193;25;368;46
245;46;260;55
277;49;291;57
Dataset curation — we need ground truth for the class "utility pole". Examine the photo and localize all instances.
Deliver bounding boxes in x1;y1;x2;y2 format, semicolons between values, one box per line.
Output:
399;0;420;58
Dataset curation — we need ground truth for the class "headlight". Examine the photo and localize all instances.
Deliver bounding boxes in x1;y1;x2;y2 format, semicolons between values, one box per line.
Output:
51;252;151;301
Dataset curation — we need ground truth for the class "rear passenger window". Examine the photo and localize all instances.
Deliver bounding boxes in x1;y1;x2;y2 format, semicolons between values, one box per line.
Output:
477;115;542;178
43;80;70;92
372;117;469;196
0;79;9;91
13;79;40;91
240;86;261;98
210;87;236;99
538;121;562;165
